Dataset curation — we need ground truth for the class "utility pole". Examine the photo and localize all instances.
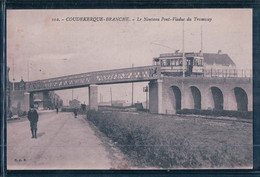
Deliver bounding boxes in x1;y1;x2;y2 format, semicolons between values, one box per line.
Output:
201;25;203;53
72;89;74;100
143;86;148;111
27;60;29;81
132;64;134;106
110;87;112;106
12;60;15;91
182;22;186;78
201;25;204;76
146;87;148;111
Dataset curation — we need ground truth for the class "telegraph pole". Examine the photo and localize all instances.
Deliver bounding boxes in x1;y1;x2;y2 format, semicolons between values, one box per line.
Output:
27;60;29;81
143;86;148;111
146;87;148;111
110;87;113;106
131;64;134;106
182;22;186;78
12;60;15;91
201;25;203;53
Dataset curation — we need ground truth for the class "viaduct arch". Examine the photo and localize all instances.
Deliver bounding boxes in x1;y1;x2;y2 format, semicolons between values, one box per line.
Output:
151;77;252;114
210;87;224;110
233;87;248;111
171;86;182;111
190;86;201;110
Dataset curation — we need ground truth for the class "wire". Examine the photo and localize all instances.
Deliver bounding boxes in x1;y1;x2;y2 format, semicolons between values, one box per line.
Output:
150;42;176;51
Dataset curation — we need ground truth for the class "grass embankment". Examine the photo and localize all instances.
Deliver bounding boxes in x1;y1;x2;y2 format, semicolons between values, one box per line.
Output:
177;109;252;119
86;110;252;168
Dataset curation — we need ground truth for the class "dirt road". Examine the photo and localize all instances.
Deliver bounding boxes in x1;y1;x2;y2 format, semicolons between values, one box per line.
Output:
7;111;127;170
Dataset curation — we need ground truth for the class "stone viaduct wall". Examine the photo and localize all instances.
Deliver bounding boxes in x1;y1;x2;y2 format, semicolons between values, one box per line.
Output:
149;77;252;114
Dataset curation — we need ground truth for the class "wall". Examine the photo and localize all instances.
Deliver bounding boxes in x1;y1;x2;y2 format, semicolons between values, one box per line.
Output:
10;90;27;113
149;76;252;114
149;81;159;113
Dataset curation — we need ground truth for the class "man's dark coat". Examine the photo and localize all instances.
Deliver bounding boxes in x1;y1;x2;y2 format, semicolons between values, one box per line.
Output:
28;109;38;130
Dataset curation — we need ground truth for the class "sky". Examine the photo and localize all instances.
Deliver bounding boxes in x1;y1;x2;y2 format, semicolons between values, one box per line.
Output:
7;9;252;104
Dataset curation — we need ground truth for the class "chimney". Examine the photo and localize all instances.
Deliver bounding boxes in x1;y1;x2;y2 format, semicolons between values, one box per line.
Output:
218;50;222;54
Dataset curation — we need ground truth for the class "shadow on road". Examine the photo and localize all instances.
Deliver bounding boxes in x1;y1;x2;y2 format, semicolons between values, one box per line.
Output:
37;132;45;138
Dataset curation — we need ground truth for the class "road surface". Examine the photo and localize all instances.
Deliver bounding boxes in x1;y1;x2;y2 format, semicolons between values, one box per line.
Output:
7;111;128;170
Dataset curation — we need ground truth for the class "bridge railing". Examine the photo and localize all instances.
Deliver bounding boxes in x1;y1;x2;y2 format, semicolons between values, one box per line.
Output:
203;69;252;78
25;65;160;92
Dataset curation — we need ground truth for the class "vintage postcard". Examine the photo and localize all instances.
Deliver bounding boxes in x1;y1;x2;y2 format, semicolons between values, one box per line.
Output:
6;9;252;169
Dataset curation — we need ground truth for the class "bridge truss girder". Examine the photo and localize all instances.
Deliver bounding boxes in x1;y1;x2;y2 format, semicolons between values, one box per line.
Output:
26;66;160;92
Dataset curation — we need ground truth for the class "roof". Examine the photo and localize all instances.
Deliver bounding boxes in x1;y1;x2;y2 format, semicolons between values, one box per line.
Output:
157;52;236;67
203;53;236;66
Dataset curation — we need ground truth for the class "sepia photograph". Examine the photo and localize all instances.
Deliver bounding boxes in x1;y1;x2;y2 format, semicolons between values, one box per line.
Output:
6;9;252;170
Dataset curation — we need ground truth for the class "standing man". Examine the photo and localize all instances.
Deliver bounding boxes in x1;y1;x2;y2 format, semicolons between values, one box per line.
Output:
73;108;77;118
56;106;59;114
28;105;39;139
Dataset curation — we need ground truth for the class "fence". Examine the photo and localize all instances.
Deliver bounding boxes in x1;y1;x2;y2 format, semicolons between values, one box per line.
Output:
203;69;252;78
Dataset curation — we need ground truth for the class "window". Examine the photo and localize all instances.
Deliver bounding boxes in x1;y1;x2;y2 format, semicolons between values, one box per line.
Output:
194;59;198;66
176;59;179;66
161;59;169;66
200;59;203;66
193;58;203;66
179;59;183;66
167;60;170;66
171;59;176;66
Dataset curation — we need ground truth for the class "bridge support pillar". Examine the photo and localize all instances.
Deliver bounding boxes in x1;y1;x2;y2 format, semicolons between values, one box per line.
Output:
181;85;193;110
248;92;252;111
201;88;214;110
149;80;163;114
89;85;98;111
224;92;237;111
24;92;33;111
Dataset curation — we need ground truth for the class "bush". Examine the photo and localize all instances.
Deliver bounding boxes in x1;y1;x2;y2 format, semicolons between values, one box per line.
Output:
86;110;252;168
87;111;197;168
176;109;252;119
62;105;89;114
